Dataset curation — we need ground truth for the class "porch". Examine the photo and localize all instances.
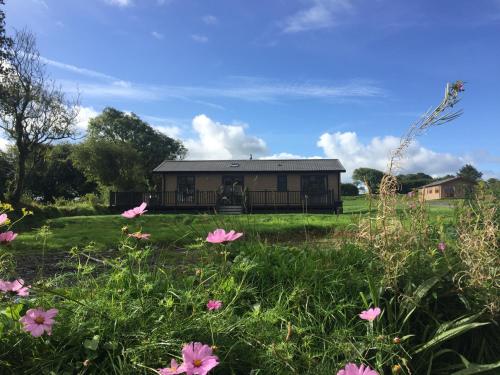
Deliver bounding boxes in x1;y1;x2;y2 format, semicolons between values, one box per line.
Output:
109;190;343;213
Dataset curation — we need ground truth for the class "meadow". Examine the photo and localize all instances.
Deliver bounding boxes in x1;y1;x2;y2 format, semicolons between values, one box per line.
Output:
1;192;498;375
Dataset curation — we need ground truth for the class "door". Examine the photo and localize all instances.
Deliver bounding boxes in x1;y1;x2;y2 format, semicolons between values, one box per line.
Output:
221;175;244;205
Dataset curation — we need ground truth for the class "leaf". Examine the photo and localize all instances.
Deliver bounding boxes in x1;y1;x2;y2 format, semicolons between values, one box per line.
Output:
414;322;490;354
83;335;100;351
452;361;500;375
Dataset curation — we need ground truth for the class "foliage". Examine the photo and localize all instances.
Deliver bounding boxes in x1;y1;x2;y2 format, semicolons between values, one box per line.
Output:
458;164;483;183
341;183;359;196
397;172;433;194
0;150;13;200
0;29;79;205
352;168;384;193
81;107;186;188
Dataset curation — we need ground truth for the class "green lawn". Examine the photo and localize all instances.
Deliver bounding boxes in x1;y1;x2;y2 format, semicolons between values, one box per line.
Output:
9;196;458;255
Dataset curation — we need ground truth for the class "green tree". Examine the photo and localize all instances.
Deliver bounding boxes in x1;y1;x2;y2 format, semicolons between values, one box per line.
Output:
341;183;359;196
87;108;186;172
73;140;146;191
21;144;97;202
352;168;384;193
397;172;433;194
458;164;482;183
0;149;14;200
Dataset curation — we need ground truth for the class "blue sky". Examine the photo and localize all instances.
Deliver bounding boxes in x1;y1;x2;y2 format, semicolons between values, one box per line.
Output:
2;0;500;179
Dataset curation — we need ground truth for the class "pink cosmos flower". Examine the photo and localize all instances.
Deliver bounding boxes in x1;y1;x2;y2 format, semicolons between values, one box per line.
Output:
19;308;58;337
359;307;381;321
158;359;185;375
337;363;379;375
0;231;17;244
128;232;151;240
121;202;148;219
181;342;219;375
206;300;222;311
438;242;446;252
0;279;30;296
206;229;243;244
0;213;8;226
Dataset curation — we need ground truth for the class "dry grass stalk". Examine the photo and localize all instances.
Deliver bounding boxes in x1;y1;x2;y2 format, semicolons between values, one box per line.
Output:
455;186;500;314
357;82;464;285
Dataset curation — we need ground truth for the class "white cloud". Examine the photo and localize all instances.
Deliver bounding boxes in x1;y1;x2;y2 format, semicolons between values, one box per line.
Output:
41;56;119;81
202;15;218;25
0;137;10;152
155;125;182;139
105;0;132;6
191;34;209;43
317;131;467;178
184;114;267;159
260;152;322;160
32;0;49;9
283;0;354;33
75;106;99;131
151;31;164;40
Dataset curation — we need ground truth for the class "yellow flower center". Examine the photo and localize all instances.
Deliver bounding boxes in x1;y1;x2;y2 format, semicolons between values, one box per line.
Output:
34;316;45;324
193;359;202;367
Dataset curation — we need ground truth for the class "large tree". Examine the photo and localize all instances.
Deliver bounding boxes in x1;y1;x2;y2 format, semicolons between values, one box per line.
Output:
397;172;434;194
352;168;384;194
341;183;359;196
78;108;186;190
458;164;482;183
0;29;79;205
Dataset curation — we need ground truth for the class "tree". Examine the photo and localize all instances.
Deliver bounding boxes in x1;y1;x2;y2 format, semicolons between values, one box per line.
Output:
397;172;433;194
458;164;482;183
21;143;97;202
87;107;186;172
352;168;384;194
341;183;359;196
73;140;146;191
0;30;79;205
0;149;14;200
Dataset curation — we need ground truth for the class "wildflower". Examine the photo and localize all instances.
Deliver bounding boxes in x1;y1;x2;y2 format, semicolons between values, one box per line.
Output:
0;231;17;244
337;363;379;375
181;342;219;375
121;202;148;219
83;359;91;367
392;364;402;374
438;242;446;252
453;80;465;92
206;229;243;244
158;359;184;375
393;337;401;344
19;308;58;337
0;213;8;226
128;232;151;240
0;279;30;297
206;300;222;311
359;307;381;321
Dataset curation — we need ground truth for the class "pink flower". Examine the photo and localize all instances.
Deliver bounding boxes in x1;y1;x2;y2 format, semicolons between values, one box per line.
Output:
0;231;17;244
206;229;243;244
337;363;379;375
0;213;8;226
181;342;219;375
359;307;381;321
128;232;151;240
438;242;446;252
0;279;30;296
158;359;185;375
121;202;148;219
206;300;222;311
19;308;58;337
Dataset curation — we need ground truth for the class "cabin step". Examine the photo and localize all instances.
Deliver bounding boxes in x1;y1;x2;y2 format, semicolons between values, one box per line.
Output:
218;205;244;215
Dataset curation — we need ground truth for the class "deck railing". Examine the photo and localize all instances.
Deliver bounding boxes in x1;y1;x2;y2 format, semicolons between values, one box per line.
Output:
110;190;337;209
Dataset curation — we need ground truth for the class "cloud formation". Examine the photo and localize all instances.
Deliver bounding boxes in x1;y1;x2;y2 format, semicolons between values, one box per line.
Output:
105;0;132;7
184;114;267;159
317;131;467;178
202;15;218;25
75;106;99;131
283;0;354;33
151;31;164;40
191;34;209;43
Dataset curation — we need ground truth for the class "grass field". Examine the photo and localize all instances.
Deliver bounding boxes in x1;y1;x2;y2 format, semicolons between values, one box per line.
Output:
10;196;458;256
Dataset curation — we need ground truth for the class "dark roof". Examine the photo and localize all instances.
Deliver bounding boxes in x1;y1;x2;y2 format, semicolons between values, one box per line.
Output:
153;159;346;173
418;176;467;188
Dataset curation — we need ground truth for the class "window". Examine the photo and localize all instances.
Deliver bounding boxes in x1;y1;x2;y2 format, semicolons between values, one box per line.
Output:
277;175;287;192
435;188;439;193
301;175;327;194
177;176;195;203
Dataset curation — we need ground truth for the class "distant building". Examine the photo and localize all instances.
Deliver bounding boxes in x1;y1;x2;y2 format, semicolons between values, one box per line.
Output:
417;176;474;201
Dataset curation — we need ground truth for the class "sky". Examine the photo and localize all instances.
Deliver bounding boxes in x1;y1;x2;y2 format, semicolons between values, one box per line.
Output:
2;0;500;180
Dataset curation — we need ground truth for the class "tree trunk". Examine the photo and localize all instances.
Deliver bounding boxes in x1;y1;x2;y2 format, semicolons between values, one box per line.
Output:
11;148;27;206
